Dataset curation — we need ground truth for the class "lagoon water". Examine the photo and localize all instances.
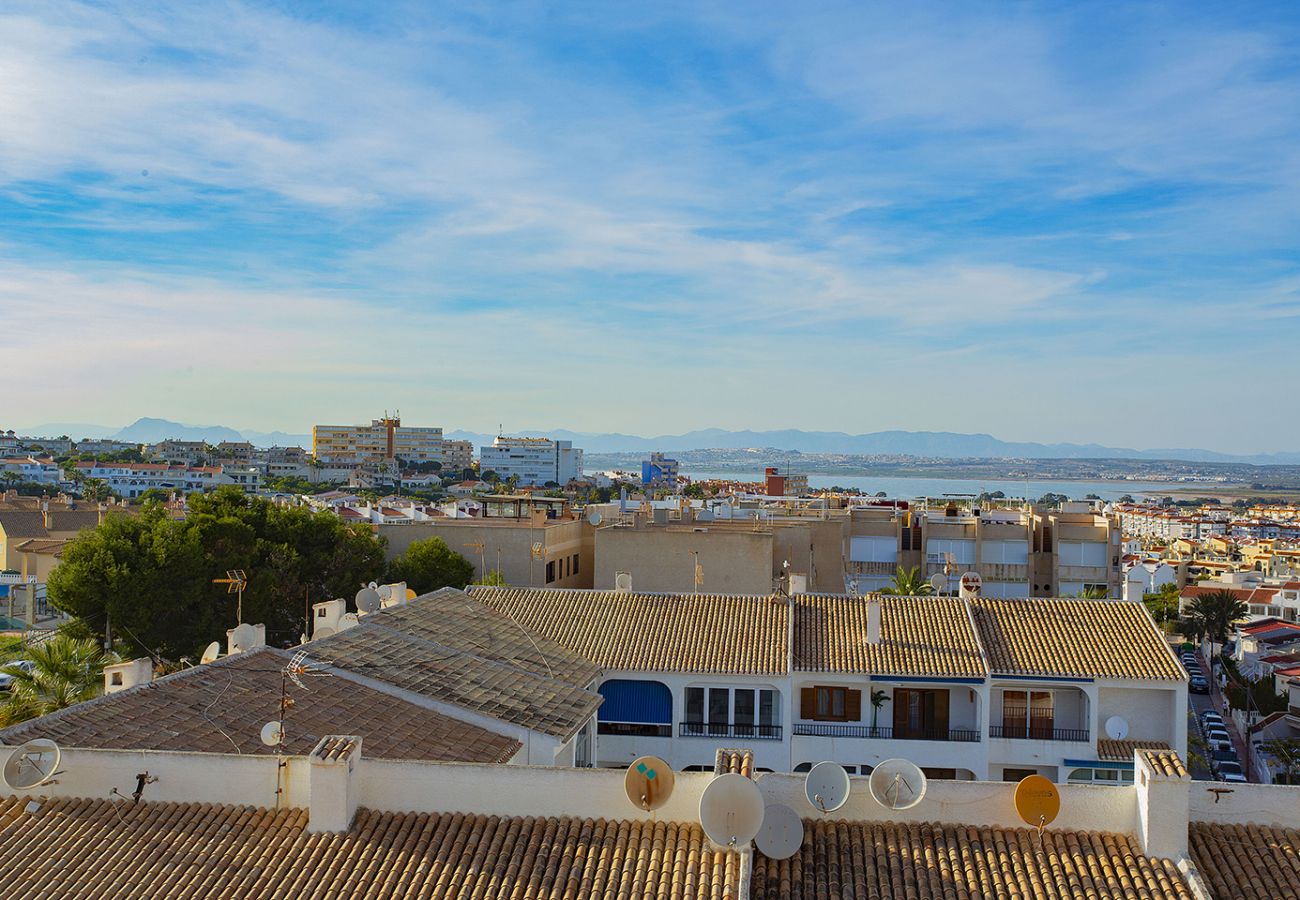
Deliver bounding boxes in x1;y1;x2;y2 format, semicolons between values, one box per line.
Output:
680;471;1185;501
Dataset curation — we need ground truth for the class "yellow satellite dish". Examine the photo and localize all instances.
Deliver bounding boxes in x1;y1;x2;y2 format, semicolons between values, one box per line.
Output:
405;588;416;601
624;756;675;812
1014;775;1060;829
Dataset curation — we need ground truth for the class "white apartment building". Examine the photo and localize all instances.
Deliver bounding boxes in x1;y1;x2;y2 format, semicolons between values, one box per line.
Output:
0;456;61;485
73;461;261;498
312;415;442;465
469;586;1187;784
479;436;583;485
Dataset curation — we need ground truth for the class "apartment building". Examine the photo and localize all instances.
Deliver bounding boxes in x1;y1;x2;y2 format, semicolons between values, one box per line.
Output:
73;461;260;498
479;436;583;485
468;586;1187;784
0;456;61;485
845;500;1121;598
149;439;209;465
312;415;442;465
73;438;139;455
440;439;473;473
641;452;679;487
764;467;809;497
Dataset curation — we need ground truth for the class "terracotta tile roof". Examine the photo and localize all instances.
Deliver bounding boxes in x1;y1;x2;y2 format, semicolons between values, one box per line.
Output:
751;819;1194;899
0;798;740;900
1097;739;1171;762
308;588;602;739
1139;748;1188;779
469;586;790;675
311;735;359;762
971;597;1185;680
1190;822;1300;900
0;511;48;539
714;748;755;778
0;647;520;764
793;594;987;678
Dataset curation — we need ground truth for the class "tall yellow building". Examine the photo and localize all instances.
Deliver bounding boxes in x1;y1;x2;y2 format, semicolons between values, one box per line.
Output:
312;415;442;464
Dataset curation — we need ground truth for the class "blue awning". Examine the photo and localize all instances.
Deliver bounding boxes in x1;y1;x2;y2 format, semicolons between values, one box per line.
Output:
598;679;672;724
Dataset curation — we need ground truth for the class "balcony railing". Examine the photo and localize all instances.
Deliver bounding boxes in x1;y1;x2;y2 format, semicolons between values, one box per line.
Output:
679;722;783;740
792;723;980;742
990;725;1090;742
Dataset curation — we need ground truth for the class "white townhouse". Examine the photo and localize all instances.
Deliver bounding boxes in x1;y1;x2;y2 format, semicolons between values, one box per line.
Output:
470;586;1188;785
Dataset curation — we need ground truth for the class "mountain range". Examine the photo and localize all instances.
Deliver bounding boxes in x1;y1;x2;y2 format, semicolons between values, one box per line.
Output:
16;418;1299;465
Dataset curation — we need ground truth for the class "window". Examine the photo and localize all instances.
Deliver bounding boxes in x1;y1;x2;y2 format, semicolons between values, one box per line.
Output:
1001;690;1054;738
980;540;1029;565
572;553;579;575
927;538;975;565
1003;768;1039;782
545;560;556;583
801;685;861;722
849;536;897;564
684;686;780;737
1058;541;1108;567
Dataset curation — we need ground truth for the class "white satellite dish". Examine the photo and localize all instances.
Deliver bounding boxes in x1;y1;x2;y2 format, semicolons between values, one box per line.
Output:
260;721;284;747
699;773;765;848
755;803;804;860
200;641;221;664
1105;715;1130;740
3;739;62;789
930;573;948;592
587;509;603;526
804;761;851;814
355;585;381;613
868;759;927;811
376;584;393;601
230;623;258;653
615;572;633;591
314;625;336;639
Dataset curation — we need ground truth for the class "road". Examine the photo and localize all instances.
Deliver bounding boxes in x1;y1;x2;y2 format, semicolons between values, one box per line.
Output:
1181;644;1256;782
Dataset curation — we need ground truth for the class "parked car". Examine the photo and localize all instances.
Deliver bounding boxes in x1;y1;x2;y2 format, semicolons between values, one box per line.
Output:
1215;762;1248;783
1189;676;1209;694
0;659;34;691
1201;711;1223;725
1204;733;1234;753
1210;748;1238;772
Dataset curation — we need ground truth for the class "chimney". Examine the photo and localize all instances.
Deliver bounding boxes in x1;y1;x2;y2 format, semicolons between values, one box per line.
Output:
103;658;153;694
307;735;363;833
788;573;808;595
1133;748;1190;859
866;599;882;645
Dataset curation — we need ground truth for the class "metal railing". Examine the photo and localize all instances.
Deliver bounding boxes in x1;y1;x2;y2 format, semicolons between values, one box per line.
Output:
679;722;783;740
990;725;1090;742
792;723;980;742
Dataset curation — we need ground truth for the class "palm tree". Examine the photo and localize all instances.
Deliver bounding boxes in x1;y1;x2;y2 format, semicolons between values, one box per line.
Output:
0;636;110;726
1077;586;1110;599
881;566;933;596
869;689;890;735
1183;590;1248;657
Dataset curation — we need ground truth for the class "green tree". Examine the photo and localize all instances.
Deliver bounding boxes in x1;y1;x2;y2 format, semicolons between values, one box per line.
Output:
1183;590;1248;654
881;566;934;596
1262;738;1300;784
869;688;890;733
481;569;508;586
1076;585;1110;599
0;636;109;725
385;537;475;594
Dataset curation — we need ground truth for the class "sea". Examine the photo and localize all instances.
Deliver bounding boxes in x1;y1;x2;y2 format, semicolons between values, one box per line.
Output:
679;471;1189;502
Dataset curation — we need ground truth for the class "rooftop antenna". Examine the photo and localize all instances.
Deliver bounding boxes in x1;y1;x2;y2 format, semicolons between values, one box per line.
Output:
699;773;765;849
755;803;804;860
1014;774;1061;846
624;755;675;813
868;758;927;811
212;569;248;623
3;739;62;789
804;761;851;814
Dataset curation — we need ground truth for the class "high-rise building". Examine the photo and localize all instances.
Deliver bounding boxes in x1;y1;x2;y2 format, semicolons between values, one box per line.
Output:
440;440;474;473
641;452;679;487
312;415;442;465
479;436;583;486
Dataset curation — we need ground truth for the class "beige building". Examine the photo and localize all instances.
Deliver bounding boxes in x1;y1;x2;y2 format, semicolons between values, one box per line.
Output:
440;440;473;473
593;517;774;595
312;415;442;465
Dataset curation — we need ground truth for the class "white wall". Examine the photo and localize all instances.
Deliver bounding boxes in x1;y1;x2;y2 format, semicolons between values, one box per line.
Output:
1188;782;1300;828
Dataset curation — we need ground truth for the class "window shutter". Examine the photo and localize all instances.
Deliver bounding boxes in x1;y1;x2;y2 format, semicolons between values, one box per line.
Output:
800;687;817;720
846;689;862;722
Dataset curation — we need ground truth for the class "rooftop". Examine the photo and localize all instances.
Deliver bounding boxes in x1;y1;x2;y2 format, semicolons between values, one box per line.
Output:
1190;823;1300;900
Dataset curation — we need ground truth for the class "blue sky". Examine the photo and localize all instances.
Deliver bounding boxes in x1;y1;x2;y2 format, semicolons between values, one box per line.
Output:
3;2;1299;452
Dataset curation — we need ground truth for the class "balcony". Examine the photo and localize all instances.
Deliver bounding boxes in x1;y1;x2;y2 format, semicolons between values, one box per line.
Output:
792;723;980;742
679;722;783;741
990;725;1090;742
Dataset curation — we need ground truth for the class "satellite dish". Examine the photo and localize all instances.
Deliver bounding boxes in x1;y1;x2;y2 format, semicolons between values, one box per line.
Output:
314;625;336;639
868;759;927;811
930;573;948;592
230;623;258;653
615;572;633;591
3;739;62;789
1105;716;1130;740
959;571;982;597
699;773;765;848
804;761;851;814
587;509;603;526
1014;775;1061;829
755;803;804;860
405;588;416;600
260;721;284;747
624;756;675;811
355;585;381;613
376;584;393;601
200;641;221;664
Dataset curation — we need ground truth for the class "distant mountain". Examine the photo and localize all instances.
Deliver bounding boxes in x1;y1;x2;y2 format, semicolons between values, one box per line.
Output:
113;417;244;444
242;430;311;448
15;423;118;440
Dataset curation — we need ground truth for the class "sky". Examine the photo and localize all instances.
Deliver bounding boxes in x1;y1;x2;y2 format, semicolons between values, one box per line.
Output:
3;2;1299;453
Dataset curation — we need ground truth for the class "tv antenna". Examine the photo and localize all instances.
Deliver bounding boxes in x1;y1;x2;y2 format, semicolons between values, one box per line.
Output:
284;650;331;691
3;739;62;789
699;773;765;848
213;569;248;623
624;756;674;812
804;761;851;814
868;758;927;811
755;803;804;860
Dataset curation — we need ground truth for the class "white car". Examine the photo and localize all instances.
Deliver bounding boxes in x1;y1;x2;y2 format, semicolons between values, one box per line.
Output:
1215;762;1248;783
0;659;35;691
